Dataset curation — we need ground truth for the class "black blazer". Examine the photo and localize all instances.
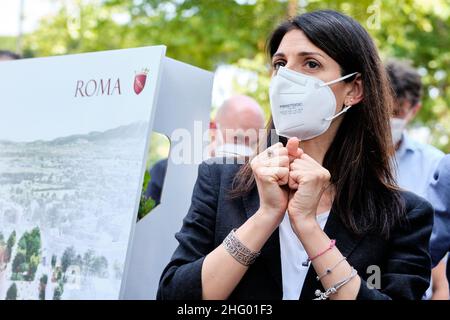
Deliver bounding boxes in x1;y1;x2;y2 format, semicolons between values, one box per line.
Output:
157;159;433;300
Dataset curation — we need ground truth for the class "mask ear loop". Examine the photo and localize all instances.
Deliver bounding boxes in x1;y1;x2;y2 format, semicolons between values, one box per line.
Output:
321;72;359;121
318;72;359;88
325;105;352;121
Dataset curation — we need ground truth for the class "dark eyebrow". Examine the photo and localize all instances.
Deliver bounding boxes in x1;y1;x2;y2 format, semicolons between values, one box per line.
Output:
272;51;325;59
272;52;286;59
298;51;324;58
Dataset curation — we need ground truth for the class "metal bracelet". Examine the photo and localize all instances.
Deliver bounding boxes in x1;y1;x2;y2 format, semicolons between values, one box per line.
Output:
316;257;347;281
222;228;261;266
314;267;358;300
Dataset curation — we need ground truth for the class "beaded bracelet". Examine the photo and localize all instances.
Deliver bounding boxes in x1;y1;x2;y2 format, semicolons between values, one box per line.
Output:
222;228;261;266
316;257;347;281
302;239;336;267
314;267;358;300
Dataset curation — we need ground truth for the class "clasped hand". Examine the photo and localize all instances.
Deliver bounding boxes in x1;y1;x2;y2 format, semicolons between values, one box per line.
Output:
250;137;331;231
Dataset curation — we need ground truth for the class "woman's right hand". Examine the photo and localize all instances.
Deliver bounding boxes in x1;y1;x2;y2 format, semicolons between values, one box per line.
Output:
250;140;302;223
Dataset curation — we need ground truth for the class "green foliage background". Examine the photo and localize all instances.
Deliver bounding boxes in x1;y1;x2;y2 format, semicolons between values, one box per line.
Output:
2;0;446;152
0;0;448;221
0;36;16;51
1;0;447;218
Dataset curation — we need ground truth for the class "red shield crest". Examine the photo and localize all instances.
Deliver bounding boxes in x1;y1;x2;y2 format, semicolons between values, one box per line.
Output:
134;70;148;95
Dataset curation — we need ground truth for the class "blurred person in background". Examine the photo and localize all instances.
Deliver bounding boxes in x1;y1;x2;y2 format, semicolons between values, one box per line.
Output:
428;155;450;297
212;95;265;157
0;50;22;61
387;60;448;300
146;95;265;207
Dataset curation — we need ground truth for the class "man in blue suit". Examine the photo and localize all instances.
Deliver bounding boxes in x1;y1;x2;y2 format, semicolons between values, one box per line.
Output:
428;155;450;287
386;60;447;299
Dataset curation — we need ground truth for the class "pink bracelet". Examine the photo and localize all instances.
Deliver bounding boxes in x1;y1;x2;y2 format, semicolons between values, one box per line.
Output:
302;239;336;267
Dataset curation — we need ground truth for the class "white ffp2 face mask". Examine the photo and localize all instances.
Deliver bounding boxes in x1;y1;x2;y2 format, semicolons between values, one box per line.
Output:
214;143;254;157
269;66;358;140
390;117;407;146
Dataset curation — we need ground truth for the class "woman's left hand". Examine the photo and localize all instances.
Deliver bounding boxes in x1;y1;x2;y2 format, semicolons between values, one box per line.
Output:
287;153;331;232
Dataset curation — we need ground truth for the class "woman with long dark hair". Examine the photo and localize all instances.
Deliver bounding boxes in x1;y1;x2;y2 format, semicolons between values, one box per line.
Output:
157;10;433;300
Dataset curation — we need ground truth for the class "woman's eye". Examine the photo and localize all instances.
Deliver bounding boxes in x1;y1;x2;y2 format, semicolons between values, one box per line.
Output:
273;61;286;70
305;60;320;69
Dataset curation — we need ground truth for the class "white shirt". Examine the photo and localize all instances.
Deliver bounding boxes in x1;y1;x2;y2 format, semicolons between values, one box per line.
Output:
279;211;330;300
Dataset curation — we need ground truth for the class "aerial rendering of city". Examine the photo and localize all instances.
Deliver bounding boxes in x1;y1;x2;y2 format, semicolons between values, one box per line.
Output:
0;121;149;299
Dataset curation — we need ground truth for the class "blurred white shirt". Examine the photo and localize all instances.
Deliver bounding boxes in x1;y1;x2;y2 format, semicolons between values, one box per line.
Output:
395;132;444;198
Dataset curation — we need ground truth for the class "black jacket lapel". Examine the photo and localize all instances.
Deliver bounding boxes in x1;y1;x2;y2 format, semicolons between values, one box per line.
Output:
241;187;364;300
242;187;283;295
299;208;364;300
